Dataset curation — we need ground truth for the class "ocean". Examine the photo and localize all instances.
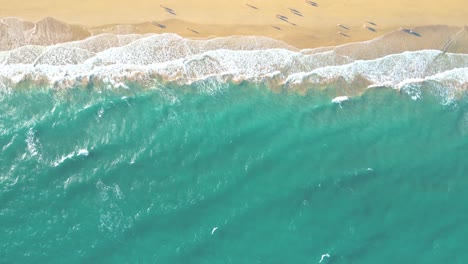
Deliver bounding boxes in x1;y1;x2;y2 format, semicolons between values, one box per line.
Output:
1;81;467;263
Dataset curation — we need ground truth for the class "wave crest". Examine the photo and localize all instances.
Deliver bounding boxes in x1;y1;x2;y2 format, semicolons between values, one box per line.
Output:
0;32;467;100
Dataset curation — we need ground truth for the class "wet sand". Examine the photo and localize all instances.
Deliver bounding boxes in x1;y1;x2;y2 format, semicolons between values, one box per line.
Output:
0;0;466;49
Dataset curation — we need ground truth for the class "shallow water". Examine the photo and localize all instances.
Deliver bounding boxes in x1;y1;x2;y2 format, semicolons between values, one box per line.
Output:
1;83;467;263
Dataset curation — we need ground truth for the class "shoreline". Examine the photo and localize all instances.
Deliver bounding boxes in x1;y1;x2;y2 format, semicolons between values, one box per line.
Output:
0;32;467;94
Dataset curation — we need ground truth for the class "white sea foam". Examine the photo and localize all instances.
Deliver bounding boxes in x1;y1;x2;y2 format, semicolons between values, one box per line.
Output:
0;33;467;101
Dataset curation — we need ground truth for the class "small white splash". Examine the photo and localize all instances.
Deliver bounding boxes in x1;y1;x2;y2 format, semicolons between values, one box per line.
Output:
53;152;75;167
319;253;330;263
211;226;218;235
399;82;423;101
64;177;73;189
367;84;387;89
332;96;349;108
26;128;40;158
332;96;349;103
2;135;16;152
8;176;19;187
53;149;89;167
77;149;89;156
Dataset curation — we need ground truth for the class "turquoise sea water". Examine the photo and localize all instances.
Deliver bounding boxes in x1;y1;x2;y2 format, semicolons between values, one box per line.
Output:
1;83;467;263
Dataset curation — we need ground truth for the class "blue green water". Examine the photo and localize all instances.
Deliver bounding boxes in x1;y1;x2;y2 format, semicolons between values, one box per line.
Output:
1;83;467;263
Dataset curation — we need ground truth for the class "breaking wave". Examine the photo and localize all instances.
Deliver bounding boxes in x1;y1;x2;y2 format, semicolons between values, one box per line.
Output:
0;31;467;101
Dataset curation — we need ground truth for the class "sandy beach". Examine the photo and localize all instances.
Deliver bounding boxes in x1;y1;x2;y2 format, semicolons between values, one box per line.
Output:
0;0;466;48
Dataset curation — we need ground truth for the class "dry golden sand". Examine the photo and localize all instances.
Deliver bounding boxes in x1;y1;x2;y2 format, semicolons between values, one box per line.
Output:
0;0;467;48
